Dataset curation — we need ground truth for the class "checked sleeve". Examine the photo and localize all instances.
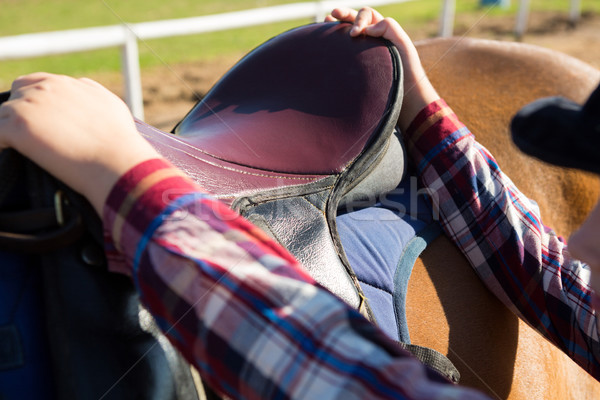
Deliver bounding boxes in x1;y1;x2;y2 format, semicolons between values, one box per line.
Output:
404;99;600;379
102;158;489;399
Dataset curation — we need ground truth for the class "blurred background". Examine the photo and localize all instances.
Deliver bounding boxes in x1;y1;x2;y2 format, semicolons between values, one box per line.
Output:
1;0;599;129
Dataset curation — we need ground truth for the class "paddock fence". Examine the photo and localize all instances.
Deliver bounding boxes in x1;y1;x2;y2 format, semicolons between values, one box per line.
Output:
0;0;582;120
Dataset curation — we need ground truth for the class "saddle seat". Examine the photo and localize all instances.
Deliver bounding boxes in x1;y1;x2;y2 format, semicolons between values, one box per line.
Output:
134;22;404;316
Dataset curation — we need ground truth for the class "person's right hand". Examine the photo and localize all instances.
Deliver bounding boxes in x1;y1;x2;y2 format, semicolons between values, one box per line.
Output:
326;7;440;131
0;72;161;215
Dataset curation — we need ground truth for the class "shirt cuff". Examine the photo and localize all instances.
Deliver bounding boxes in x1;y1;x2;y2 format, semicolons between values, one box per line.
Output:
403;98;470;169
102;158;201;276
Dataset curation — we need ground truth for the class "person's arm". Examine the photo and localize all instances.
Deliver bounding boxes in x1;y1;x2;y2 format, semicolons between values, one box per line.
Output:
103;157;489;399
404;99;600;378
328;6;600;379
0;73;159;214
0;74;489;399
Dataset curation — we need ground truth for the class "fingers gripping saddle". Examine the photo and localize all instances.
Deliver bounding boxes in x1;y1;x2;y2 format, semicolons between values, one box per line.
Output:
135;22;404;319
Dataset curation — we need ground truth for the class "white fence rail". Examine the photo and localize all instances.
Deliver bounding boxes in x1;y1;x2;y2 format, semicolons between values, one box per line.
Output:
0;0;582;119
0;0;415;120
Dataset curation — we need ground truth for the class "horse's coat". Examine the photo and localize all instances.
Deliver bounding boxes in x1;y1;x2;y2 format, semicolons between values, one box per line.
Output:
408;37;600;399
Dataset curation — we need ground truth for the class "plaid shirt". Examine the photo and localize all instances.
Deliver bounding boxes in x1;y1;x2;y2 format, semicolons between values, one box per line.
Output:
405;99;600;379
102;99;597;399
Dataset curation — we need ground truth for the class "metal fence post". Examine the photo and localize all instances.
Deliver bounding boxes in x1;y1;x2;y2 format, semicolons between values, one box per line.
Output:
120;26;145;121
0;1;415;121
439;0;455;37
570;0;581;25
315;0;326;22
514;0;530;38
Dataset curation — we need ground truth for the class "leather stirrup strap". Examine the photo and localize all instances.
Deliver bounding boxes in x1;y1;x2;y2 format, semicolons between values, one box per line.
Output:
0;201;84;253
0;149;85;253
399;342;461;384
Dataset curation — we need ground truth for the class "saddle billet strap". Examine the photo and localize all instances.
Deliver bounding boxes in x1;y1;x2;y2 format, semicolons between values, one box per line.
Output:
399;342;461;384
0;206;84;253
0;150;84;252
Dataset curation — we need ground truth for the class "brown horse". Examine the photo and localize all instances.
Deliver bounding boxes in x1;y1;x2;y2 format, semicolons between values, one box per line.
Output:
407;37;600;399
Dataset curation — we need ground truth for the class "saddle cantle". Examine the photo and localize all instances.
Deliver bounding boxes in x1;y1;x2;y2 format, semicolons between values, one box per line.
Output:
134;22;405;316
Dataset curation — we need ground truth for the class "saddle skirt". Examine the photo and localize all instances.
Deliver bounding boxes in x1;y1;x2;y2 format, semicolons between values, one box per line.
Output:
134;21;404;317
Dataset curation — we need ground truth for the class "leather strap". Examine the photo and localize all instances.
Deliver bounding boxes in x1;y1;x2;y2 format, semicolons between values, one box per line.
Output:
0;150;20;205
399;342;461;384
0;149;85;252
0;206;84;253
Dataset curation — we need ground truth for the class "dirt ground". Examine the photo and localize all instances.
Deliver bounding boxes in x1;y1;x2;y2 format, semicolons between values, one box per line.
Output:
107;10;600;131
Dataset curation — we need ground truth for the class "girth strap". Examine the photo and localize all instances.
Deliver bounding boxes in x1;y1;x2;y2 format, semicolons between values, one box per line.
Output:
399;343;461;384
0;206;84;252
0;150;85;252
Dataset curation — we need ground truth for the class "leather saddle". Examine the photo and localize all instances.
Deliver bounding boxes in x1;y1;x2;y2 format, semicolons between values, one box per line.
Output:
135;22;405;318
0;22;460;392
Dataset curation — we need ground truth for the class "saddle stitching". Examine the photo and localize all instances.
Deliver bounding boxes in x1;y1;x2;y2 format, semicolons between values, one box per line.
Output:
233;180;337;209
301;193;333;216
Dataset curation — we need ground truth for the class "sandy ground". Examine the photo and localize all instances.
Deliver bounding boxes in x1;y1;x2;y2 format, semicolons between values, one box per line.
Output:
99;10;600;131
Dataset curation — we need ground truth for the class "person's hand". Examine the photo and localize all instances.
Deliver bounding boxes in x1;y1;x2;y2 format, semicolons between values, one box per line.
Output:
0;73;160;215
568;197;600;306
326;7;440;131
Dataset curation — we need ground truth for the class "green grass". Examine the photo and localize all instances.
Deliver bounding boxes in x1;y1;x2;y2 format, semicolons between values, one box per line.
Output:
1;0;598;87
0;0;312;86
0;0;304;35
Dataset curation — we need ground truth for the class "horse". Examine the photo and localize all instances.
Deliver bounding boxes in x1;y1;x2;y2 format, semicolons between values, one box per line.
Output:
407;37;600;399
2;27;598;400
137;31;600;399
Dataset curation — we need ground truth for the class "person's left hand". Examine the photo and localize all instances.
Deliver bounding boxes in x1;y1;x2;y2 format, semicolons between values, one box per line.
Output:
0;73;160;215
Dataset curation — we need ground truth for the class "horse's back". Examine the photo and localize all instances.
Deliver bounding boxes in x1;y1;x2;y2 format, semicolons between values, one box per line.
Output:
408;37;600;399
417;36;600;233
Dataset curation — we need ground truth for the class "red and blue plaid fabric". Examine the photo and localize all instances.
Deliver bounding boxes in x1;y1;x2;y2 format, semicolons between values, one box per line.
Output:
405;99;600;379
102;158;486;399
101;98;599;399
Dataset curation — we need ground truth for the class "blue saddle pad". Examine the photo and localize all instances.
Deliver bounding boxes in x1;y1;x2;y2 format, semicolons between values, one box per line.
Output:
337;177;441;343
